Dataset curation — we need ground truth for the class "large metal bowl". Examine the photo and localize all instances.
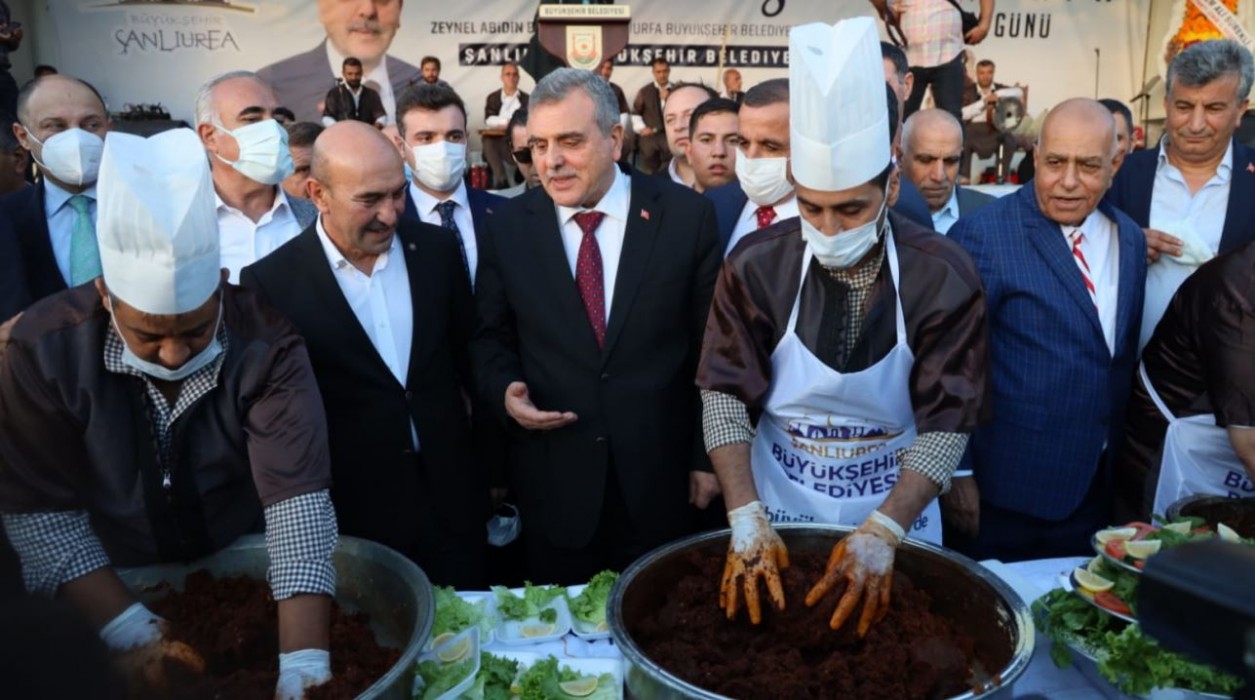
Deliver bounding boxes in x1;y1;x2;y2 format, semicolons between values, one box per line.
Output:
118;534;432;699
1166;495;1255;539
609;525;1034;700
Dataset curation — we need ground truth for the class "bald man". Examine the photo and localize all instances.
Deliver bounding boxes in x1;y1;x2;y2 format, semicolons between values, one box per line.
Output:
947;99;1145;561
241;121;488;588
900;109;994;233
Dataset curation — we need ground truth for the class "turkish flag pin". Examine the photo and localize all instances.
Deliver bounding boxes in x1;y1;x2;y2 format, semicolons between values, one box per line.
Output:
1247;163;1255;174
640;209;650;221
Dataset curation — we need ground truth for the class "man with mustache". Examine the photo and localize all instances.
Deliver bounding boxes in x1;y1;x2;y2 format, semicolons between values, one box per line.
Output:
321;57;387;128
900;108;994;234
257;0;420;124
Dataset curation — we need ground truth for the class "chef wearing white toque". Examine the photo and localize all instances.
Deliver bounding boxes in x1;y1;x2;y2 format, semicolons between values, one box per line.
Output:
0;128;337;698
697;17;989;636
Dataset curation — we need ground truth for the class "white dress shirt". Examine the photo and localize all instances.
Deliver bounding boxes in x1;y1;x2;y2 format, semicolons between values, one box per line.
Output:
932;187;960;234
1150;140;1231;257
555;167;631;315
315;218;418;447
1061;209;1119;356
485;89;523;128
411;180;479;284
43;179;97;286
326;42;395;125
726;194;799;254
667;158;692;187
216;188;303;283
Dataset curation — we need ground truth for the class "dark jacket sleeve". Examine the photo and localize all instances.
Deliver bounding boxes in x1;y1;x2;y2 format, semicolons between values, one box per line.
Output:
469;213;523;427
322;87;340;120
0;216;28;321
689;199;722;472
364;88;387;124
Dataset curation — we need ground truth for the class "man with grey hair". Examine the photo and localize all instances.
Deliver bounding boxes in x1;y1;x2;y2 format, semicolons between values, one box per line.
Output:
194;70;317;282
900;108;994;233
471;67;722;583
1106;38;1255;352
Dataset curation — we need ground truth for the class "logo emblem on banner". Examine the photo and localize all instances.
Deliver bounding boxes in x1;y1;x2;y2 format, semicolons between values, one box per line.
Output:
566;25;603;70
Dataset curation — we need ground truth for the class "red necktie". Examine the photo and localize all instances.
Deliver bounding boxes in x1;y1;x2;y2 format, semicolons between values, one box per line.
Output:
1068;229;1098;308
574;211;608;348
755;205;777;229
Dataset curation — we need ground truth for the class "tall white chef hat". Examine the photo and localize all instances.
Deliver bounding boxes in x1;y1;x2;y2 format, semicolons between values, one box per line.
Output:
97;128;221;316
789;17;891;192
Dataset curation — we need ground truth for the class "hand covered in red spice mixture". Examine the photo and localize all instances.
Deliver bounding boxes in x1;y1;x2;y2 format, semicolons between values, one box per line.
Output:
720;500;789;624
805;511;903;638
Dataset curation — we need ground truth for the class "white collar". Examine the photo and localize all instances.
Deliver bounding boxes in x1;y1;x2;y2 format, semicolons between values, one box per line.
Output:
44;178;97;214
1058;208;1109;240
411;179;471;218
315;215;397;275
938;187;959;219
325;42;390;95
1157;137;1234;180
214;186;289;218
556;167;631;226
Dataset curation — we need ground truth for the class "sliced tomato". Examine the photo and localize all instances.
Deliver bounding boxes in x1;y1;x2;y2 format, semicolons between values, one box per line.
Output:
1105;539;1127;560
1192;527;1211;536
1094;591;1133;616
1133;559;1145;570
1127;522;1156;541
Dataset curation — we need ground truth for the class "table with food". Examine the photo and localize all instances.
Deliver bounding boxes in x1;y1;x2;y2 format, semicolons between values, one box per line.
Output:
106;493;1251;700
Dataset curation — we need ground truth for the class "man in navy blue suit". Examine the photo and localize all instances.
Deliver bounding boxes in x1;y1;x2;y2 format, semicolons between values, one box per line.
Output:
947;99;1147;561
1105;39;1254;352
394;83;505;290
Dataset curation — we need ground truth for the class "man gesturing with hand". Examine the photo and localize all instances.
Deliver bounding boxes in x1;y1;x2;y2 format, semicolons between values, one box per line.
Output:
472;68;721;584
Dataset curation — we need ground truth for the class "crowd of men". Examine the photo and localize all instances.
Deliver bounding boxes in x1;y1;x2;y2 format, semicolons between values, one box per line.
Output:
0;2;1252;697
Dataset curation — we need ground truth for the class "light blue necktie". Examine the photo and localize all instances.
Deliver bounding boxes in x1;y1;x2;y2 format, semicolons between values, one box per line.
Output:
67;194;101;285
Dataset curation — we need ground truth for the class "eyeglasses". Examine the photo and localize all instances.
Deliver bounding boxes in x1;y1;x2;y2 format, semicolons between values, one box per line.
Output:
511;148;532;165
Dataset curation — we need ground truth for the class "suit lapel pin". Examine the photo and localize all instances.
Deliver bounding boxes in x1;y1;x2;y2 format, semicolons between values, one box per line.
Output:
407;242;416;251
640;209;650;221
1247;162;1255;174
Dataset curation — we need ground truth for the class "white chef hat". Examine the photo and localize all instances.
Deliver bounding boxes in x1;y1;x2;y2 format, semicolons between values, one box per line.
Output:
97;128;221;316
789;17;891;191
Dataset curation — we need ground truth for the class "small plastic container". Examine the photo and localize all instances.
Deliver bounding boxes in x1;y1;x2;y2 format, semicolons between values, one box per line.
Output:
494;590;573;645
565;584;612;641
428;592;497;649
413;626;480;700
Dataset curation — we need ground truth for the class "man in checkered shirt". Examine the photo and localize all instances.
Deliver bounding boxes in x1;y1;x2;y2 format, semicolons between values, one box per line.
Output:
870;0;994;122
0;129;337;699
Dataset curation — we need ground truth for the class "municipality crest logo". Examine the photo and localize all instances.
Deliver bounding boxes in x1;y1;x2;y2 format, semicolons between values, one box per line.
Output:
566;28;602;70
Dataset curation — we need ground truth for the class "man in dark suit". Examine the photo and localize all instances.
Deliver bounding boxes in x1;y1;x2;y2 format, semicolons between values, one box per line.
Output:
3;75;110;307
960;59;1021;184
256;0;421;123
482;63;529;190
947;99;1146;561
1105;39;1254;352
631;57;672;174
901;108;995;234
597;59;634;165
241;122;486;588
721;68;745;105
394;83;505;289
321;57;387;128
472;68;721;583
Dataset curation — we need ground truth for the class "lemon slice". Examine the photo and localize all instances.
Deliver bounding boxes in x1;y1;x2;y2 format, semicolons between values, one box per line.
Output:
1085;555;1106;574
436;635;471;663
520;623;556;638
1162;521;1192;535
1124;539;1162;559
558;676;600;697
1218;522;1241;542
1073;567;1114;593
595;620;609;632
431;632;456;648
1095;527;1137;544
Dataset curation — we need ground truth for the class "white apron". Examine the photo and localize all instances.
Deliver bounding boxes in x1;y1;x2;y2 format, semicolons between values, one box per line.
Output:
750;229;943;543
1143;363;1255;515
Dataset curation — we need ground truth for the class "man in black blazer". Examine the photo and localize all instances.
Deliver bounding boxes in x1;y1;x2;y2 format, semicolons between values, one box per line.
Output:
472;68;722;583
482;63;529;190
240;122;487;588
631;58;672;174
900;108;995;234
1105;39;1255;351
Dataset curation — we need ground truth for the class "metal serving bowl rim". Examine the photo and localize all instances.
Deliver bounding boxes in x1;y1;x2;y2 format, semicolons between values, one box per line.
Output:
608;524;1035;700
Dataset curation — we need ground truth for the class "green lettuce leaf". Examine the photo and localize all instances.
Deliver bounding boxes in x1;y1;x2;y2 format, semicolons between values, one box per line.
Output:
492;582;565;622
432;585;485;637
414;655;475;700
518;656;616;700
568;570;619;626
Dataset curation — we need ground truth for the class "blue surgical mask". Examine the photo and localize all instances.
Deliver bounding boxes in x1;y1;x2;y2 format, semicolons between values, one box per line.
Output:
111;299;225;382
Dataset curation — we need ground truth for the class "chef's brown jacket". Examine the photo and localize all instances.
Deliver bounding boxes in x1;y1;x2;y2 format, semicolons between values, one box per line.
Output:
697;212;989;433
1115;241;1255;520
0;285;332;566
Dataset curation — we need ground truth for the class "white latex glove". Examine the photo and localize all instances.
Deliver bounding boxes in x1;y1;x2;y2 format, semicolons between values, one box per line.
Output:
276;649;332;700
103;603;206;690
720;500;789;624
805;510;903;638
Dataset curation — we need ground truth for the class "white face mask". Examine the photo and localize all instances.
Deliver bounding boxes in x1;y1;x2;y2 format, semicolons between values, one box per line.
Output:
411;141;467;193
801;197;888;269
25;127;104;187
735;153;792;206
111;297;225;382
486;503;521;547
213;118;293;186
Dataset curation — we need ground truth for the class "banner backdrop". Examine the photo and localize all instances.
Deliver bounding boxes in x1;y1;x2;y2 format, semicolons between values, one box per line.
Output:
40;0;1148;148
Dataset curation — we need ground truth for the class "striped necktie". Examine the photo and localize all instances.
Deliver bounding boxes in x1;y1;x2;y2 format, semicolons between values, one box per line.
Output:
435;200;470;278
1068;229;1097;308
68;194;101;285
